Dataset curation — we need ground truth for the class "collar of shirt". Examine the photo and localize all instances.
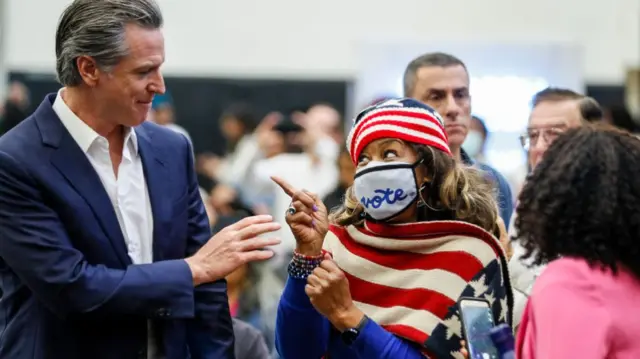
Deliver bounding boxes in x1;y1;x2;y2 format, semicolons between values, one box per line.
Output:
460;148;475;166
53;88;139;157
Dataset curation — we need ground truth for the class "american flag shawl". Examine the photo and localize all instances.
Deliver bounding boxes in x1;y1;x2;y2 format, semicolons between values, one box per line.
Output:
323;219;514;359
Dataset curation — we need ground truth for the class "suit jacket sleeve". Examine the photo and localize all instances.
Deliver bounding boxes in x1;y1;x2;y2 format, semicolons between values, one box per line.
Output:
0;150;196;319
180;135;235;359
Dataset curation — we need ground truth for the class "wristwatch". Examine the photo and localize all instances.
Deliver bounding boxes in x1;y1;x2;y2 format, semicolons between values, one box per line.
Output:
340;315;369;346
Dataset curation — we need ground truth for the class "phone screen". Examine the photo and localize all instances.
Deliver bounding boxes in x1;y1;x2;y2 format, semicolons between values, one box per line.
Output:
459;299;499;359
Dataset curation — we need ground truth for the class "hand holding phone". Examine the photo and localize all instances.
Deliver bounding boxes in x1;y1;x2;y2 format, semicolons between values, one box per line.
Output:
458;297;499;359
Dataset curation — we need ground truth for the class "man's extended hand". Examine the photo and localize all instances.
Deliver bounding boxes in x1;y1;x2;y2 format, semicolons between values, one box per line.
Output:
185;215;281;286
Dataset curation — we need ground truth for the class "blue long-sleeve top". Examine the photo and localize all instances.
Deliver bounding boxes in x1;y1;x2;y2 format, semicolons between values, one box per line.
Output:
275;277;425;359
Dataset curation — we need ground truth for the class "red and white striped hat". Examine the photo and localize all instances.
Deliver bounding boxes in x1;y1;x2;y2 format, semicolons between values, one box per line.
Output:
346;98;451;164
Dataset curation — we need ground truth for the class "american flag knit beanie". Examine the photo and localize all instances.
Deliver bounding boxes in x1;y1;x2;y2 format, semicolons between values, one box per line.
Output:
346;98;452;164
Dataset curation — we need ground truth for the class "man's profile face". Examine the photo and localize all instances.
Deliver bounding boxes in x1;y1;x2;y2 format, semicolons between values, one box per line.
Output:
409;65;471;149
97;24;166;127
527;100;582;168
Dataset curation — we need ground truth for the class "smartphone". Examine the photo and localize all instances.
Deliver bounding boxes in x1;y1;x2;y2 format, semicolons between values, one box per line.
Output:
458;297;499;359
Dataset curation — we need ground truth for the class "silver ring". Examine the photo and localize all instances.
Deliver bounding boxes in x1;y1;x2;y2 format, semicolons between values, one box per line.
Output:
286;206;297;216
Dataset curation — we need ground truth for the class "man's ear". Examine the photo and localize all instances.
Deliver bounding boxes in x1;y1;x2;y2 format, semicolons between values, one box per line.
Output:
76;56;101;87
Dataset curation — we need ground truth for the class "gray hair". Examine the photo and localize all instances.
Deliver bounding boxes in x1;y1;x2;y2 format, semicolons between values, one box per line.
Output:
402;52;467;97
55;0;163;87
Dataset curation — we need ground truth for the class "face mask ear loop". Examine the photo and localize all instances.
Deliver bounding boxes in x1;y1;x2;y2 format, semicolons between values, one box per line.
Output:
417;183;427;208
417;159;445;212
416;156;428;208
419;184;444;212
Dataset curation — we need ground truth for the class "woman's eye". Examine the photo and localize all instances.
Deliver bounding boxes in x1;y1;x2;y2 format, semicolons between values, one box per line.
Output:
383;150;398;159
357;155;369;164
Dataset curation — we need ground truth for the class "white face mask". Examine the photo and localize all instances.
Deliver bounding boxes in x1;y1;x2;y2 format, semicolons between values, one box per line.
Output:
462;131;484;158
353;160;421;221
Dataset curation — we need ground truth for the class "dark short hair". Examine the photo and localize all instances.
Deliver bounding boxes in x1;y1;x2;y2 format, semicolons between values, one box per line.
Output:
403;52;467;97
531;87;603;122
515;123;640;279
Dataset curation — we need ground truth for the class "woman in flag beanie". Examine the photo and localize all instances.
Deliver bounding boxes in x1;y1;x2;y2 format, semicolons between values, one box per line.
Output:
272;98;513;359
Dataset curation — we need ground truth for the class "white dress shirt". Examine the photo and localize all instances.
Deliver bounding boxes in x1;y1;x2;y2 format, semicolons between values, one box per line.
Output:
53;90;154;264
53;90;158;357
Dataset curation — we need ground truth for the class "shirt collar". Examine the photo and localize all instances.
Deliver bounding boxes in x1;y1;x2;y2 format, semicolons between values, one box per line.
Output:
460;148;475;166
52;88;139;155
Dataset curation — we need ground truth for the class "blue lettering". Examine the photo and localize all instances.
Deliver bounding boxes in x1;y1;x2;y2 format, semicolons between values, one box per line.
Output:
360;188;408;209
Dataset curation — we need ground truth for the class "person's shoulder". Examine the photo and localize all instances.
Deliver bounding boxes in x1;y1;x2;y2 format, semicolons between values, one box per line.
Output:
0;112;37;144
528;257;618;318
547;256;599;274
476;162;513;203
0;114;41;160
533;257;603;296
164;123;192;142
137;121;190;149
476;162;508;184
139;120;186;140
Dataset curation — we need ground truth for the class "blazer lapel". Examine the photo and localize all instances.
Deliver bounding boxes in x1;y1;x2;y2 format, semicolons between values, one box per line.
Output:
36;95;132;266
135;126;171;261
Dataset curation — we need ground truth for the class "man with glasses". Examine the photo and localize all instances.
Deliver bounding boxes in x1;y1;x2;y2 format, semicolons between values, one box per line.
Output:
510;87;603;330
520;87;603;170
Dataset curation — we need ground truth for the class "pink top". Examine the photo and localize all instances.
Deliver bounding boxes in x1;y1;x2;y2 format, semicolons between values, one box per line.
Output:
229;300;239;318
516;257;640;359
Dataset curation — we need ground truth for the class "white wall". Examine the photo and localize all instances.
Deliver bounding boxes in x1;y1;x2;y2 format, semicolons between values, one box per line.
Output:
4;0;640;84
353;42;583;114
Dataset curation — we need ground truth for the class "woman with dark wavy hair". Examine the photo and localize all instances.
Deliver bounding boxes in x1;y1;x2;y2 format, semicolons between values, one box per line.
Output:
515;123;640;359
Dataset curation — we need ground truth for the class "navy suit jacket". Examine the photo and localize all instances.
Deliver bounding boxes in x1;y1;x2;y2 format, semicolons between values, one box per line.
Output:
0;94;234;359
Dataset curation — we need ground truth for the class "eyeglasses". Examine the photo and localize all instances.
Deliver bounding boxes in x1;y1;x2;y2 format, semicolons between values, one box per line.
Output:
519;126;567;150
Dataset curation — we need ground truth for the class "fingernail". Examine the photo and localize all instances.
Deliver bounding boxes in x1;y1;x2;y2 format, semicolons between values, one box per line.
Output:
311;219;316;227
312;204;318;212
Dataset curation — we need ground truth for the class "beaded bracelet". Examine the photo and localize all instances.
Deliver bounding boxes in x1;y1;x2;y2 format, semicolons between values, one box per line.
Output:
287;250;326;279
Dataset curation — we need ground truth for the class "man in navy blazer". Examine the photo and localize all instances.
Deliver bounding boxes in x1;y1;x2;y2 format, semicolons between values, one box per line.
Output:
0;1;281;358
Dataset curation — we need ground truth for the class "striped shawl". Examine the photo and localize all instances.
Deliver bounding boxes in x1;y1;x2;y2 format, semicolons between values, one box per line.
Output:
323;220;514;359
